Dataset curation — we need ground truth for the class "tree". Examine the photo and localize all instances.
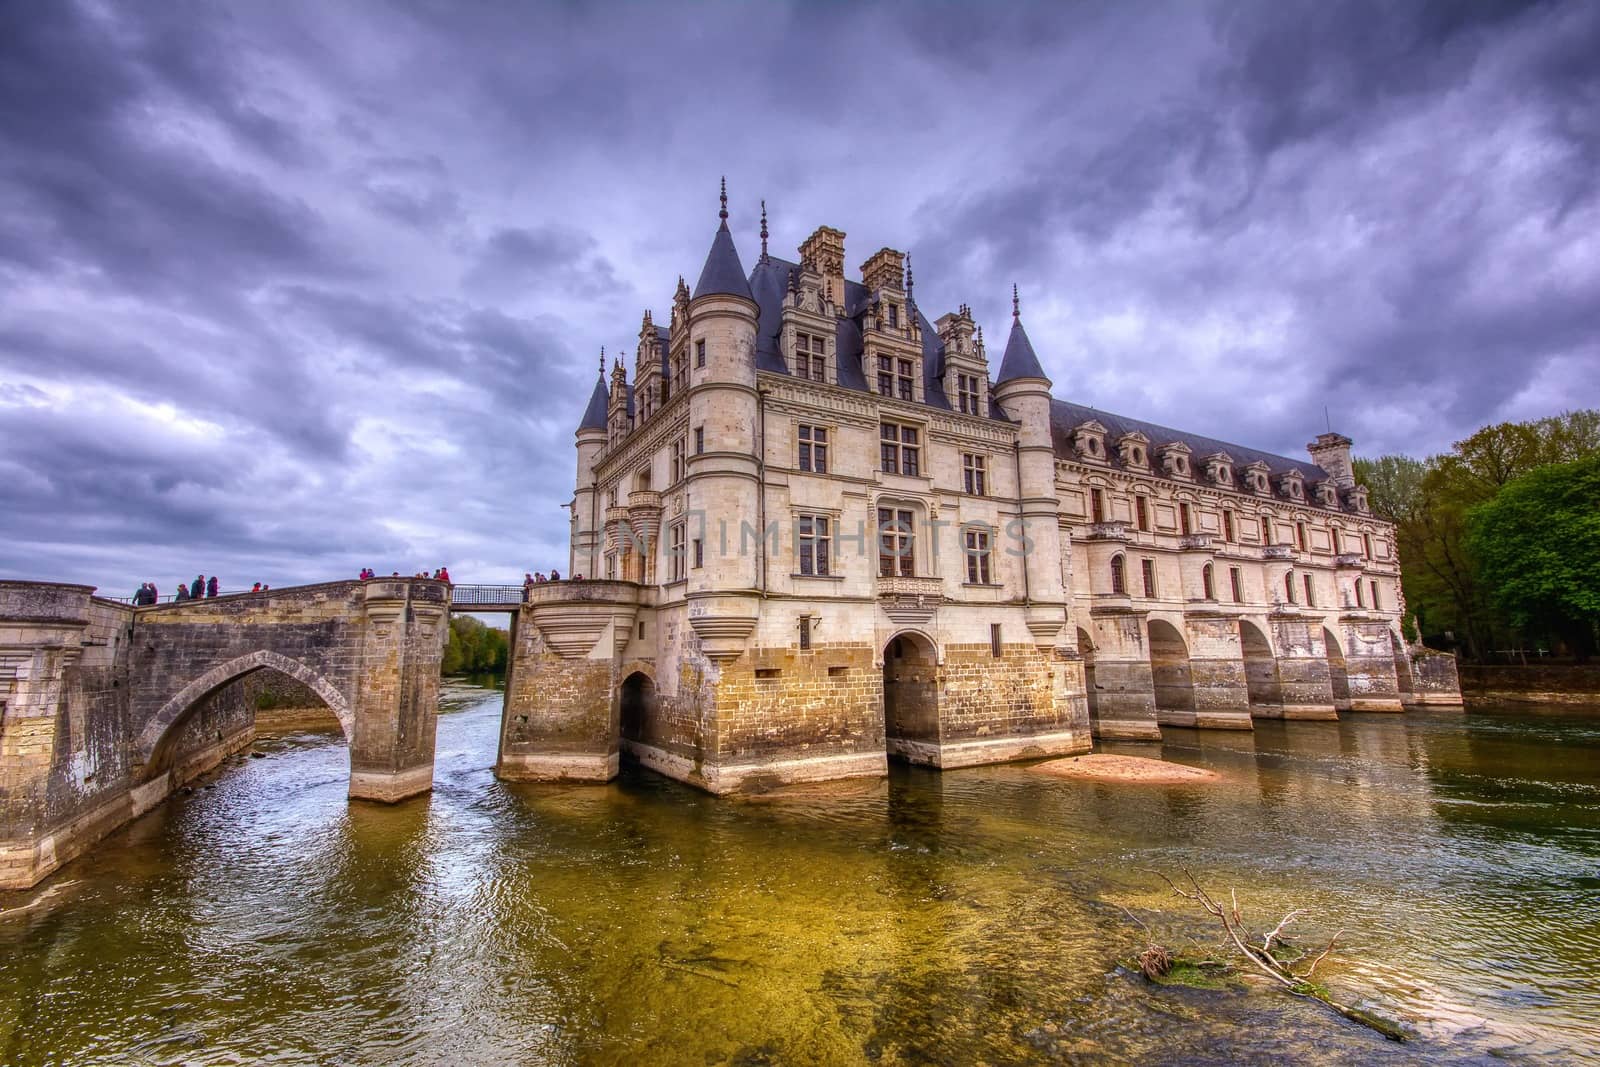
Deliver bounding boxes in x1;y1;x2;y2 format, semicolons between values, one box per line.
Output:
1467;454;1600;660
441;615;510;675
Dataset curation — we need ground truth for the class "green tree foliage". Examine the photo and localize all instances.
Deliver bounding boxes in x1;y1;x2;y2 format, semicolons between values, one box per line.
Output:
1355;410;1600;660
1467;455;1600;660
441;615;509;675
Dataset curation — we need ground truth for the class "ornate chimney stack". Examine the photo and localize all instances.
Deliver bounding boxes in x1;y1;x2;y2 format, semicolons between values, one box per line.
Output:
798;225;846;311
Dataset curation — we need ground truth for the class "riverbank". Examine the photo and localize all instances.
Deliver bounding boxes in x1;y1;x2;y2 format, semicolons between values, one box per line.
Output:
1459;663;1600;706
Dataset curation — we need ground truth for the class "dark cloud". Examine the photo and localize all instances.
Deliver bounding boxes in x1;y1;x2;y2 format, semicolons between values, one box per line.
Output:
1;0;1596;593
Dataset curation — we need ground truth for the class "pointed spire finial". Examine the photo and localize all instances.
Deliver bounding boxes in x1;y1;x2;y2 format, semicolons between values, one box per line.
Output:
905;251;914;302
1012;283;1020;320
719;176;728;223
599;346;605;376
759;199;768;262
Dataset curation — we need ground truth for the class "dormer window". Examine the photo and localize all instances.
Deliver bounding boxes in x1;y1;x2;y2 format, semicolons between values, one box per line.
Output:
795;332;827;382
887;303;899;329
1088;439;1099;456
1117;433;1150;469
1279;470;1306;500
957;373;982;415
1158;443;1193;479
876;355;914;401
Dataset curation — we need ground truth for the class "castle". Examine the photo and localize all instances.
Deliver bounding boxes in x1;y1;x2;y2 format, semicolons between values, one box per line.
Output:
496;183;1462;794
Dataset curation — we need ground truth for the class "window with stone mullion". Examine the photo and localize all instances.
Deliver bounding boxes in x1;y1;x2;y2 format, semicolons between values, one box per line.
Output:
877;507;915;578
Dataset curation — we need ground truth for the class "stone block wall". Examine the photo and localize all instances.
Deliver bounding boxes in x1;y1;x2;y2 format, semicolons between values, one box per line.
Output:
931;642;1089;766
498;611;621;781
1407;651;1463;706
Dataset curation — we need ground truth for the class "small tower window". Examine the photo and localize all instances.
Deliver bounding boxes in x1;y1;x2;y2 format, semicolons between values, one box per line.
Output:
1203;563;1215;600
1141;558;1157;598
1285;572;1296;604
1110;554;1126;595
695;339;706;368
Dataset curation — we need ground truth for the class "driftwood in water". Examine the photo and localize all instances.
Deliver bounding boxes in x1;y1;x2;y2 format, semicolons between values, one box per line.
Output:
1143;868;1408;1042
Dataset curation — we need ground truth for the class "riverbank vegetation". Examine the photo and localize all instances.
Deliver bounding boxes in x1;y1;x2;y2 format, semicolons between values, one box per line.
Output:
1356;409;1600;661
443;616;509;675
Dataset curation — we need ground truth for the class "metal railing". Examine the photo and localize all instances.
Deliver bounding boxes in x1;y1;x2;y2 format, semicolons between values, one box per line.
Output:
448;584;525;608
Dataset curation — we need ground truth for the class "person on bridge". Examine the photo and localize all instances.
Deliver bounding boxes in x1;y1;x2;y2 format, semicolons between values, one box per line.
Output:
174;584;190;602
190;575;204;600
438;566;451;583
206;576;219;598
550;568;561;581
523;572;534;588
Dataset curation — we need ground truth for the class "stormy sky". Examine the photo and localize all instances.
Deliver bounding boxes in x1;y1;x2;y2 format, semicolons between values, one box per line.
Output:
2;0;1597;594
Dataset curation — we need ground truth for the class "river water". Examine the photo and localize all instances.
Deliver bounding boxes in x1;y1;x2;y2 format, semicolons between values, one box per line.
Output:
2;685;1597;1066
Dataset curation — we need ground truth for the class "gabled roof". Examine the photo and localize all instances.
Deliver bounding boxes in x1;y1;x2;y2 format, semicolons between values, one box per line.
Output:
578;375;608;431
995;316;1047;383
693;221;754;302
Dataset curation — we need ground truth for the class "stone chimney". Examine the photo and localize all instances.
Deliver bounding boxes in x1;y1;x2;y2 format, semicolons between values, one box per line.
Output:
1307;432;1355;490
799;226;846;308
860;247;905;294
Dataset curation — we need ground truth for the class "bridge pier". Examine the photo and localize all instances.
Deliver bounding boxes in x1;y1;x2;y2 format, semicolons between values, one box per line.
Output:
348;580;448;802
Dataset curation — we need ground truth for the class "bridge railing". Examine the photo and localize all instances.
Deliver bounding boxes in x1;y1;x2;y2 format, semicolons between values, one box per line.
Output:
104;589;254;604
447;584;525;608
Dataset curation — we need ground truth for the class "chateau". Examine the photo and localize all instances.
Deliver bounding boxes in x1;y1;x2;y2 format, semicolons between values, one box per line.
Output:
499;185;1463;793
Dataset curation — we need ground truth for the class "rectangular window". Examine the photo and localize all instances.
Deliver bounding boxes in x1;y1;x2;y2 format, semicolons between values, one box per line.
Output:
989;623;1002;658
1371;580;1381;609
796;332;826;382
877;507;915;578
887;303;899;329
798;514;832;577
957;373;980;415
896;358;914;400
1202;565;1215;600
1180;503;1192;536
1355;580;1365;608
797;424;829;473
668;522;686;582
1141;558;1156;598
692;538;703;569
799;615;812;651
1304;573;1315;607
673;353;686;395
1286;572;1296;604
1261;516;1273;544
877;355;893;397
1296;522;1307;550
695;339;706;368
605;553;617;580
694;426;704;455
880;422;919;476
1364;533;1374;558
964;527;991;584
1136;496;1150;532
670;438;685;483
1230;567;1243;603
962;453;986;496
1091;488;1105;523
1223;510;1235;542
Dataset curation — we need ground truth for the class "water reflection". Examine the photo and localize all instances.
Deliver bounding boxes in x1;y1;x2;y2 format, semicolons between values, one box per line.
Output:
2;695;1597;1064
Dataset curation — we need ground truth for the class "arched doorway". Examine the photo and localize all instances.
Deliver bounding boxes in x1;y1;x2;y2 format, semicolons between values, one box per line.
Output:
1077;627;1099;725
1147;619;1196;726
1324;627;1351;711
883;632;938;761
1239;620;1281;716
1390;631;1415;704
619;671;657;746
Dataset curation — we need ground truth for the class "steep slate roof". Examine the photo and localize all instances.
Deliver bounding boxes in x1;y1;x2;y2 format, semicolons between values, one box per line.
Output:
750;255;1008;418
995;316;1047;383
1049;398;1329;486
578;374;608;431
693;220;754;301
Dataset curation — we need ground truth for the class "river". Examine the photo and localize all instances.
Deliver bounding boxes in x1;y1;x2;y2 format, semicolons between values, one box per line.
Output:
2;684;1597;1065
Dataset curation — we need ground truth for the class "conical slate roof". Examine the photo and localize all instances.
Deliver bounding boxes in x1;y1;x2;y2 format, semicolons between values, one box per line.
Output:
995;316;1048;383
577;374;608;431
692;220;753;302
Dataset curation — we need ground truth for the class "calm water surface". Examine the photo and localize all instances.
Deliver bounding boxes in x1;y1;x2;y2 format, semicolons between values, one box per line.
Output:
2;685;1597;1066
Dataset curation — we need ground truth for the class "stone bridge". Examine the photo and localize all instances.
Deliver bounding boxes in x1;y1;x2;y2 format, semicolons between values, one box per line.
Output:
1;578;448;889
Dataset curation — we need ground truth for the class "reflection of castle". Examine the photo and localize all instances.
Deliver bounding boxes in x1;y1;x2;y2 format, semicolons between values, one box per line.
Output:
496;185;1460;794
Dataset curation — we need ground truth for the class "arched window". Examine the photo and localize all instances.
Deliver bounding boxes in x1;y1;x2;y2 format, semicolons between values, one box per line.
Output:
1284;572;1296;603
1355;581;1365;608
1202;563;1215;600
1110;554;1126;595
1260;515;1273;544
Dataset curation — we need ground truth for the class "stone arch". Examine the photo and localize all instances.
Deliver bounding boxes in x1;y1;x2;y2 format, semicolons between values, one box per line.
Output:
1147;618;1195;725
619;669;657;745
1077;627;1099;723
135;650;352;766
882;630;938;761
1239;619;1281;713
1324;626;1351;711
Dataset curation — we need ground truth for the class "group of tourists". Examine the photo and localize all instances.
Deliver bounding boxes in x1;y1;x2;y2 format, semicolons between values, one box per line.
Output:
132;574;233;604
359;566;452;582
524;569;576;585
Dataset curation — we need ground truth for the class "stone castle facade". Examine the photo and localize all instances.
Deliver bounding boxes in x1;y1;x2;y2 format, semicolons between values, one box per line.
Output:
497;186;1461;794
